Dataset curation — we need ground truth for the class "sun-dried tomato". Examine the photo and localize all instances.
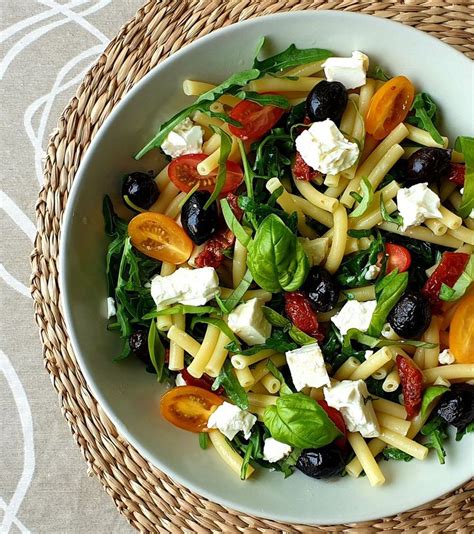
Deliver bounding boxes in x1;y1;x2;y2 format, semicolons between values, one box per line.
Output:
225;192;243;220
284;291;324;341
446;163;465;187
195;229;234;269
396;355;423;419
181;369;224;395
292;152;322;181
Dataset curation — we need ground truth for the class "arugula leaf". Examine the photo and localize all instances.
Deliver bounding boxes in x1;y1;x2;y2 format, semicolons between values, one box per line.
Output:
147;319;165;381
266;360;293;396
206;110;242;127
253;43;332;74
455;421;474;441
369;65;391;81
406;93;444;145
199;432;209;449
380;193;403;227
238;194;298;233
263;393;341;448
134;69;260;159
236;90;290;109
239;428;263;480
349;177;374;218
237;139;256;201
347;229;373;239
220;198;251;247
421;385;449;417
422;419;449;464
253;128;294;181
204;126;232;209
191;316;241;347
226;329;297;355
455;136;474;218
142;305;219;319
277;447;301;478
212;360;248;409
383;448;413;462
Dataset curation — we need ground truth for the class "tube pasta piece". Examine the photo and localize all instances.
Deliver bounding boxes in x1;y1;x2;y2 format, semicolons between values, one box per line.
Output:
423;364;474;383
251;354;287;384
202;132;221;154
349;196;397;230
247;392;278;408
382;367;400;393
290;195;334;227
376;413;411;436
345;438;386;478
164;192;186;219
325;205;348;274
168;314;186;371
155;164;170;191
261;373;281;394
407;403;437;439
359;79;376;119
155;263;176;331
284;60;325;77
187;324;221;378
182;80;240;106
349;348;392;381
339;98;358;136
372;398;407;419
324;173;341;187
440;180;458;202
367;144;404;190
248;404;266;421
249;75;323;93
378;427;428;460
294;179;340;213
424;218;448;236
334;357;361;381
249;382;268;394
422;317;440;370
325;177;350;198
150;181;180;213
209;430;255;479
448;225;474;246
372;360;394;381
309;387;325;401
317;306;341;323
378;222;463;248
204;331;232;377
192;110;224;130
345;285;376;302
167;325;201;358
404;123;448;148
235;366;255;389
232;238;248;288
347;433;386;487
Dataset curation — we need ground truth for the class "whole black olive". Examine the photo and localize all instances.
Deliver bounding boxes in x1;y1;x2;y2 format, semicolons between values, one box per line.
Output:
406;148;451;184
302;266;340;312
388;291;432;339
297;444;345;479
129;329;150;364
122;172;159;210
181;191;218;245
306;81;348;125
436;383;474;431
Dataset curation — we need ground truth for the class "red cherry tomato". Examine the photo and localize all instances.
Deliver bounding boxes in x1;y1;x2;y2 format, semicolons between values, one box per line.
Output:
228;100;285;141
318;400;347;449
284;291;323;341
168;154;243;194
446;163;465;186
396;355;423;419
383;243;412;273
422;252;470;307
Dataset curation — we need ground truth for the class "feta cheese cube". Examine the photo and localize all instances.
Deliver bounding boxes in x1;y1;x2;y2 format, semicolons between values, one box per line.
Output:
396;183;442;231
228;298;271;346
161;118;203;158
438;348;455;365
364;264;380;281
331;300;377;336
323;51;369;89
106;297;116;318
263;438;292;463
175;373;187;387
295;119;359;175
207;402;256;440
324;380;380;438
286;343;330;391
150;267;219;310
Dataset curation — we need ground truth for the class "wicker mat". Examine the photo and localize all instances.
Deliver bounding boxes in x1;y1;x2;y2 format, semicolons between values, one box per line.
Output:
31;1;473;532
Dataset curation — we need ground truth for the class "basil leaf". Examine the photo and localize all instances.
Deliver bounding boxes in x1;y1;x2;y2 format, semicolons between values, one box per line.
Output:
440;254;474;302
147;319;165;381
247;214;309;292
263;393;341;448
204;126;232;209
254;43;332;74
220;198;251;247
227;329;297;355
212;360;248;409
380;193;403;227
262;306;291;329
142;305;219;319
369;65;391;81
199;432;209;449
236;90;290;109
266;360;293;396
382;448;413;462
343;328;436;351
421;385;449;417
455;136;474;218
349;177;374;218
367;271;408;337
288;326;316;346
406;93;444;145
220;269;253;313
191;316;241;348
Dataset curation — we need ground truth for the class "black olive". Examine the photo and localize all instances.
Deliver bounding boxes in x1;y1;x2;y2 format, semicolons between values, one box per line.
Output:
122;172;159;210
436;383;474;431
129;329;150;364
406;148;451;184
181;191;218;245
297;444;345;479
388;291;432;339
302;266;340;312
306;81;348;125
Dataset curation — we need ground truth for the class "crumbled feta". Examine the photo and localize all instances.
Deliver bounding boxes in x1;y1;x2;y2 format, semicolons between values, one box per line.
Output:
228;298;271;346
151;267;219;310
324;380;380;438
263;438;292;463
106;297;116;318
161;118;203;158
396;183;442;231
207;402;256;440
364;350;374;360
331;300;377;336
381;323;400;340
323;51;369;89
438;348;456;365
364;264;380;281
286;343;330;391
295;119;359;175
175;373;187;387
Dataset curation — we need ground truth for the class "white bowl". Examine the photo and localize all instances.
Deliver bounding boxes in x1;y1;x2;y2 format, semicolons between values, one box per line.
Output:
60;11;474;525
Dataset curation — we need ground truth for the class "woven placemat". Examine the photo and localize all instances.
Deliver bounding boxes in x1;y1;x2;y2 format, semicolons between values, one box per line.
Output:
31;1;474;532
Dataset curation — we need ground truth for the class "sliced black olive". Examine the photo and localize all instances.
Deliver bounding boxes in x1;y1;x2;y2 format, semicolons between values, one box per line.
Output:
302;266;340;312
436;383;474;431
181;191;218;245
388;291;432;339
297;444;345;479
406;148;451;184
306;80;348;125
122;172;159;210
129;329;150;364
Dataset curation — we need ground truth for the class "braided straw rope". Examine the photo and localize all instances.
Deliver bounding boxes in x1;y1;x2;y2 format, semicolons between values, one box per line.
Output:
31;1;473;532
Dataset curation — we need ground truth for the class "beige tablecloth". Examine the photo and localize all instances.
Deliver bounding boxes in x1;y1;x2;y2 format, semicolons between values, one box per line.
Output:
1;2;143;532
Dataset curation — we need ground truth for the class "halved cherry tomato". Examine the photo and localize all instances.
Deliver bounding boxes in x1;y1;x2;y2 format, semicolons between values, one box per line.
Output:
318;400;347;449
365;76;415;140
160;385;223;433
128;212;193;264
228;100;285;141
168;154;243;194
449;294;474;364
381;243;412;274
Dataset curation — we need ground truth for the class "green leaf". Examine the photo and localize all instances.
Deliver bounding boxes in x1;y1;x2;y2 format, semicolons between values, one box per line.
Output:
262;306;291;328
239;429;262;479
349;177;374;218
238;139;256;202
204;126;233;209
263;393;341;449
455;421;474;441
342;328;436;352
219;269;253;314
147;319;165;381
421;385;449;417
253;44;332;74
236;90;290;109
288;326;316;346
369;65;391;81
247;214;309;292
347;229;373;239
266;360;293;396
191;316;241;348
206;110;242;127
440;254;473;302
380;193;403;227
199;432;209;449
277;447;301;478
142;304;219;319
455;137;474;218
212;360;248;409
423;425;448;464
406;92;444;145
382;447;413;462
226;329;297;355
220;198;251;247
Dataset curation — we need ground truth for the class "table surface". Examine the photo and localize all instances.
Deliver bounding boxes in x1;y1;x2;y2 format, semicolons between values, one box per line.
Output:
1;2;142;532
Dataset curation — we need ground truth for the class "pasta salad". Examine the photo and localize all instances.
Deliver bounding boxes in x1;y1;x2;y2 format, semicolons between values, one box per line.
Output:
104;40;474;485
